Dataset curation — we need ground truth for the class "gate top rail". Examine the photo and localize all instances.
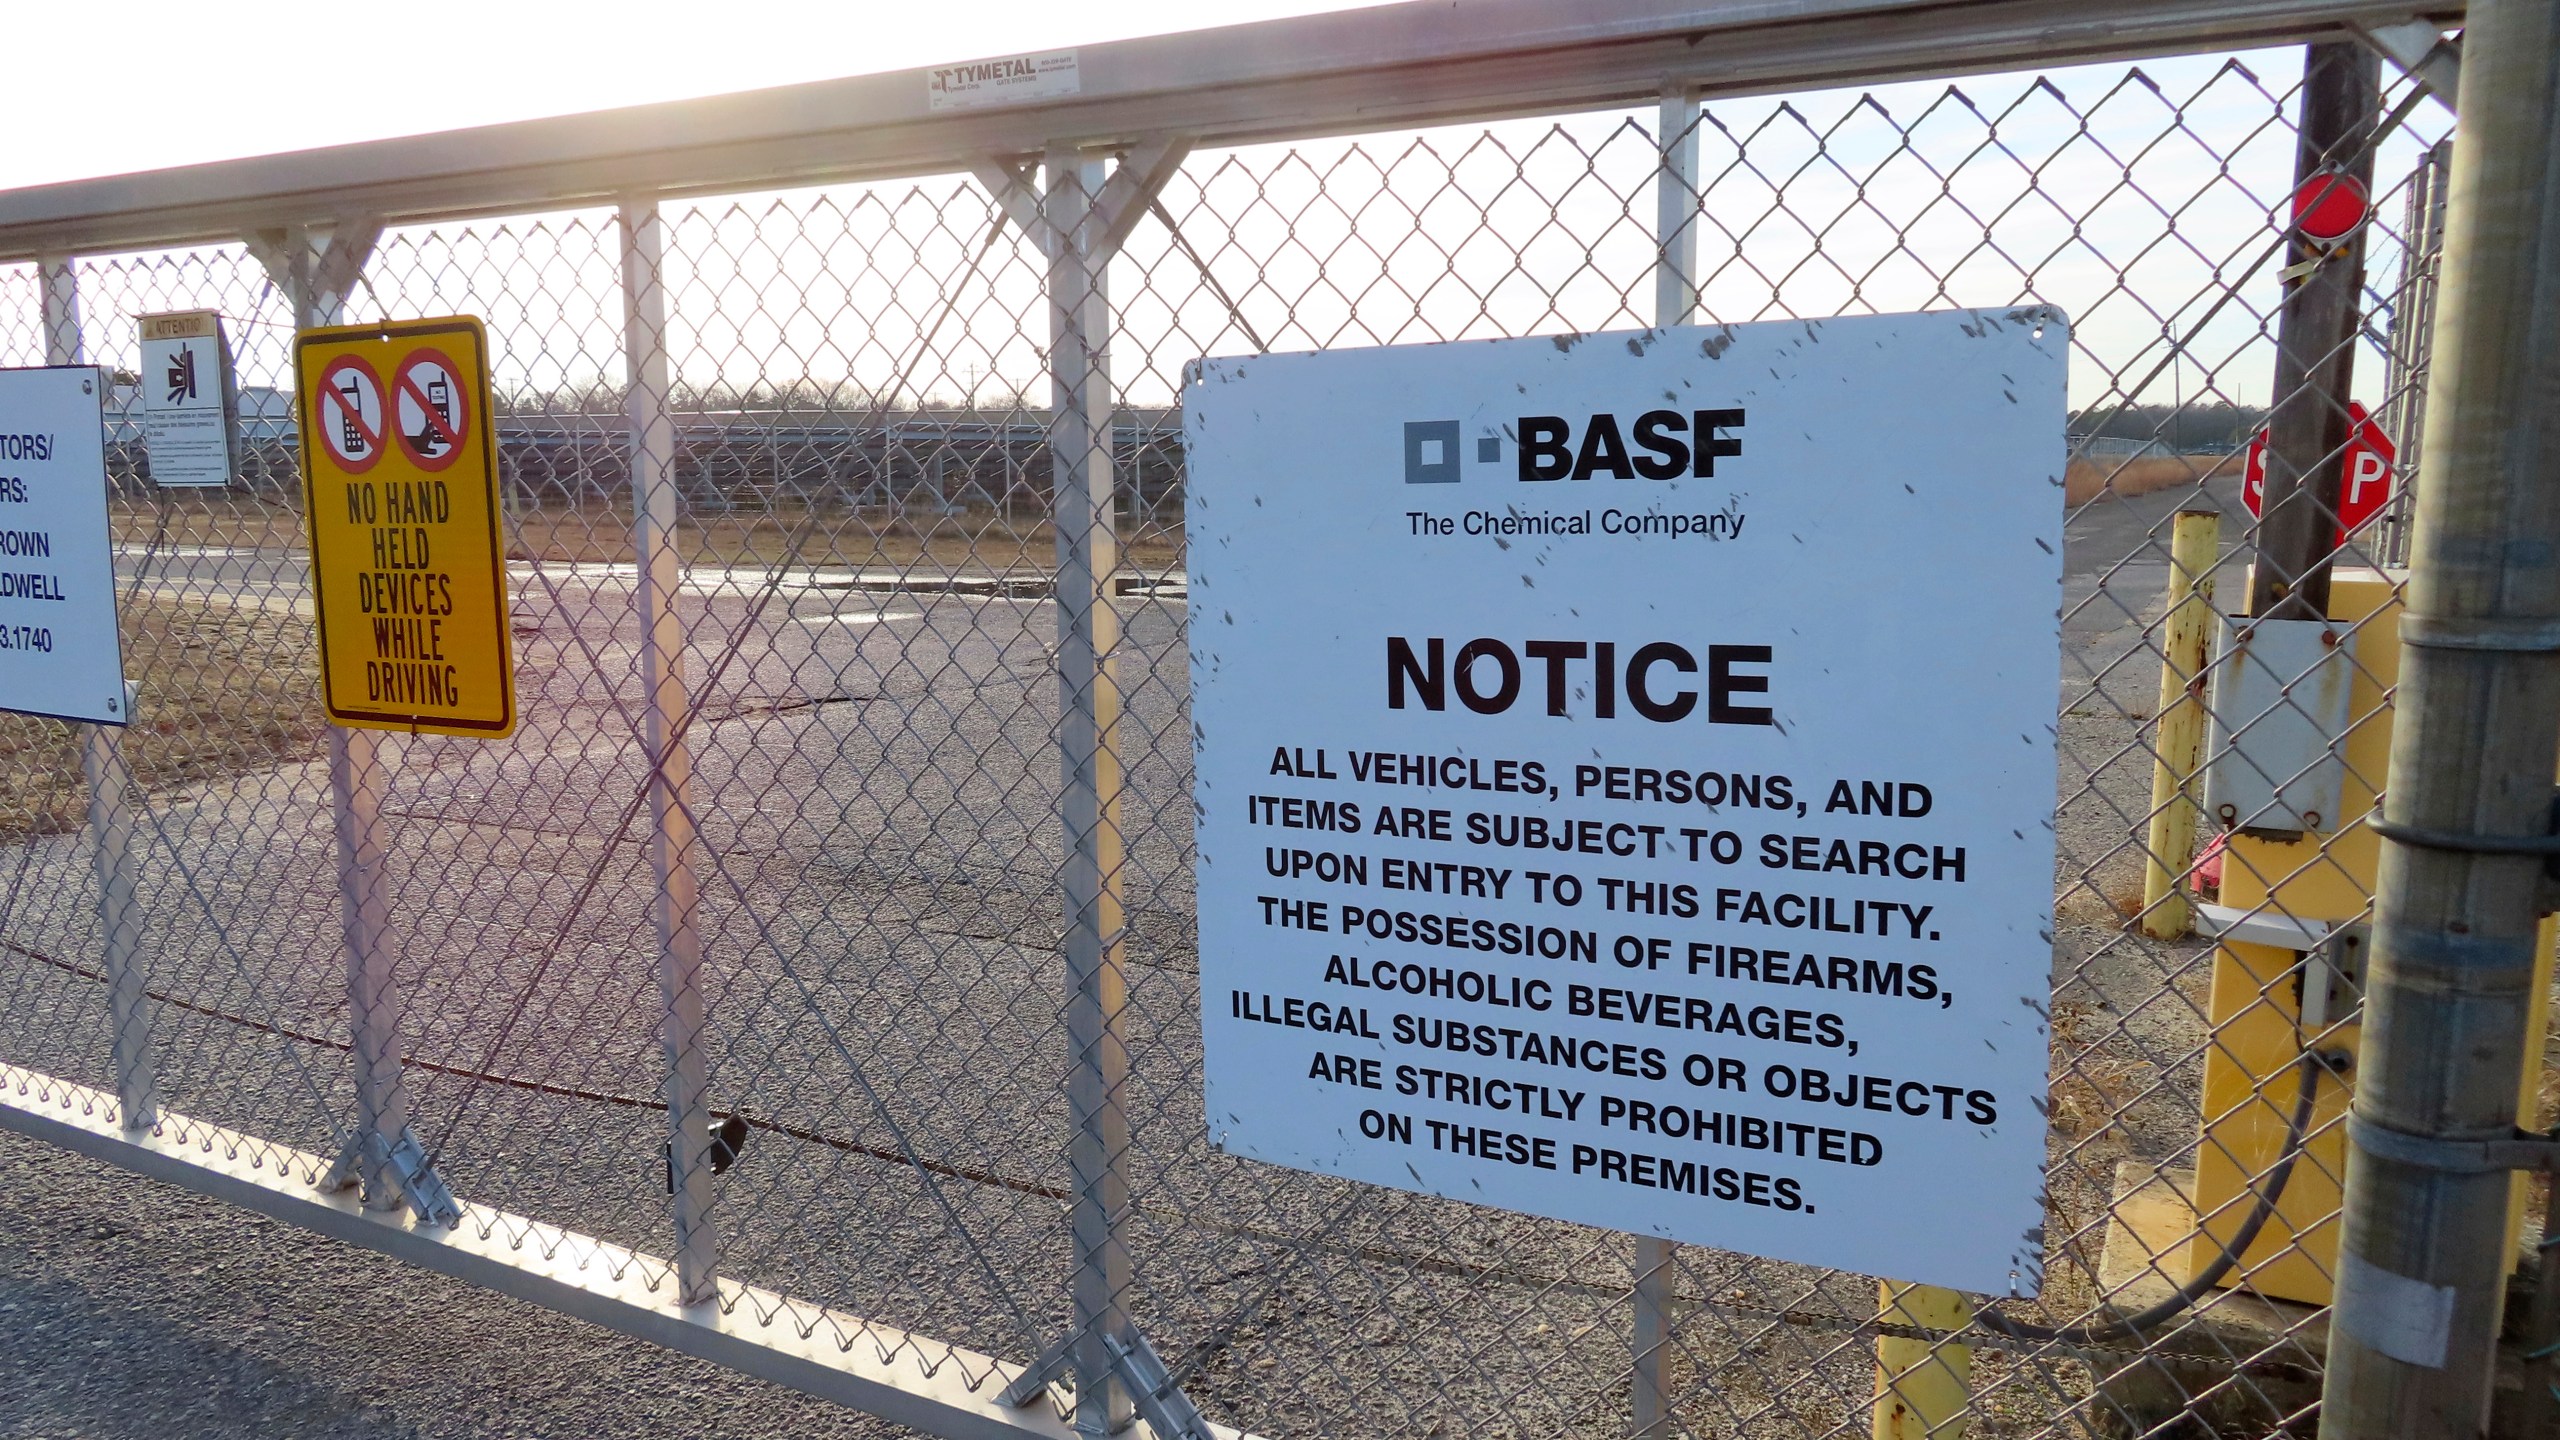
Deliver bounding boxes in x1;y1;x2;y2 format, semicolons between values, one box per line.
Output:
0;0;2457;262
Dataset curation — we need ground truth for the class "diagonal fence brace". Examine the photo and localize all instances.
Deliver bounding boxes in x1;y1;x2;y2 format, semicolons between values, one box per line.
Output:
322;1123;462;1227
246;216;385;320
2351;18;2460;112
971;136;1193;263
996;1335;1075;1409
1107;1331;1215;1440
997;1326;1215;1440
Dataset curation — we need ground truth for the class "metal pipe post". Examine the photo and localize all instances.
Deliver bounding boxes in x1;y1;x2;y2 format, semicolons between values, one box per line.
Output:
621;197;720;1306
1047;144;1137;1435
1873;1282;1972;1440
1630;91;1700;1437
330;721;407;1208
82;724;154;1129
2139;510;2222;939
2247;42;2381;621
1630;1237;1673;1438
2382;139;2453;570
46;257;157;1130
1654;84;1701;331
2321;3;2560;1433
281;232;409;1210
39;256;78;362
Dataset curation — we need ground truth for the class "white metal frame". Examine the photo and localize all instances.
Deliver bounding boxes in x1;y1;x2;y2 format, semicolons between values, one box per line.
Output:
0;1;2473;1435
0;1;2457;259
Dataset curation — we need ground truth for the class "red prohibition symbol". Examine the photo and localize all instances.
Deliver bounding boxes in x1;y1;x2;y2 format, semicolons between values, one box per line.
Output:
316;355;386;476
392;347;471;472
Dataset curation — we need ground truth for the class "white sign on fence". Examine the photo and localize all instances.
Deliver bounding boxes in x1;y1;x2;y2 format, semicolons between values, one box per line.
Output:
138;310;238;488
1185;309;2068;1294
0;368;125;725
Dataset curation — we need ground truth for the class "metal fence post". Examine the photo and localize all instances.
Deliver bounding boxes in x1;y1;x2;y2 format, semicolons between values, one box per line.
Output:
44;255;157;1131
82;723;152;1129
2322;3;2560;1433
620;196;721;1306
2380;139;2452;568
1630;1234;1674;1437
331;720;406;1209
270;223;426;1215
1653;83;1701;333
1048;143;1138;1436
40;256;82;372
326;337;400;1210
1631;83;1701;1439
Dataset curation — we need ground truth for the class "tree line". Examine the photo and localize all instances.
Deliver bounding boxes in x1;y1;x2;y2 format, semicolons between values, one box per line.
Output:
2066;401;2269;452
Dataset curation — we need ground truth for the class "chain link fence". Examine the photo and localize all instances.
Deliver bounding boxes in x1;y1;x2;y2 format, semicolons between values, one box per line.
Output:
0;12;2528;1438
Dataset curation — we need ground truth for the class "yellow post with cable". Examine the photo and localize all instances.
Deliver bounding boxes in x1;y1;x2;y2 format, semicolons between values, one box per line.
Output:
2188;572;2395;1300
2139;510;2222;941
1873;1282;1972;1439
2187;572;2556;1301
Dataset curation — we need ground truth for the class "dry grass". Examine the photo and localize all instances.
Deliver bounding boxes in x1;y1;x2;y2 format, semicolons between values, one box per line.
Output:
111;497;301;554
113;500;1186;572
2063;452;2244;507
2541;982;2560;1131
2046;1000;2116;1139
504;504;1186;572
0;597;326;838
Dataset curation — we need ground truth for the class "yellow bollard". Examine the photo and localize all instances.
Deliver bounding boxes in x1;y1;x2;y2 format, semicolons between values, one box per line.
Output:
2138;509;2222;940
2187;571;2398;1300
1873;1282;1971;1440
2189;570;2560;1301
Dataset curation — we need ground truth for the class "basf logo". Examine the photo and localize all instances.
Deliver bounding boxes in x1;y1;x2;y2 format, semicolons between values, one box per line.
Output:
1402;410;1747;484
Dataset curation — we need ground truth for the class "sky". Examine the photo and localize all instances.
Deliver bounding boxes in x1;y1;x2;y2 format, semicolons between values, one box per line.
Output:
1;0;1391;189
1;5;2451;419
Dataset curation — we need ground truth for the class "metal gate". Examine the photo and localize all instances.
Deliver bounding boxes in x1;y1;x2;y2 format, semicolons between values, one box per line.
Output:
0;4;2540;1436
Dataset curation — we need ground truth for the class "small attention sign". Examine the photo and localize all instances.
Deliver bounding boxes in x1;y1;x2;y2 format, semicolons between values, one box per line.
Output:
137;310;238;489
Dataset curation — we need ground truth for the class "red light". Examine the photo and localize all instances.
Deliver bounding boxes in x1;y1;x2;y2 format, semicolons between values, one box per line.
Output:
2291;171;2370;244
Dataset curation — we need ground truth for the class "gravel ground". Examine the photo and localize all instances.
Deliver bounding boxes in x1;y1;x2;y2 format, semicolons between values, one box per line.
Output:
0;1130;904;1440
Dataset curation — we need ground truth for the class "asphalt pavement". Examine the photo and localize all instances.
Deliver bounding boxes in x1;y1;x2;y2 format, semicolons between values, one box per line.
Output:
0;1127;902;1440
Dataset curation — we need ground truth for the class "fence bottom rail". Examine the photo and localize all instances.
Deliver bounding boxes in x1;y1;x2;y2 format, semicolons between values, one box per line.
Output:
0;1064;1241;1440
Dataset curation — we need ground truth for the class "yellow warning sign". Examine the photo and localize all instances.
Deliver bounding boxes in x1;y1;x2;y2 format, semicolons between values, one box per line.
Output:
295;317;515;737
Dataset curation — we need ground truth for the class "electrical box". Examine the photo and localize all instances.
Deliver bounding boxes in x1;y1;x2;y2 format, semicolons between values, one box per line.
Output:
2202;615;2357;837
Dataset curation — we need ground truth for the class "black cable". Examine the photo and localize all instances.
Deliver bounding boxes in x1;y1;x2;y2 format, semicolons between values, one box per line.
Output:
1977;1047;2344;1344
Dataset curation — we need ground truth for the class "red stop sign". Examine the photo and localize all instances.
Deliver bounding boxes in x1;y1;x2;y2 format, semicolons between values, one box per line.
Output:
2242;402;2395;543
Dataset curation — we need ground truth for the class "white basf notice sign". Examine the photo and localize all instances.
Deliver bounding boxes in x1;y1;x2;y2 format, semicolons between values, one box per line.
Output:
1185;309;2067;1295
0;368;124;725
